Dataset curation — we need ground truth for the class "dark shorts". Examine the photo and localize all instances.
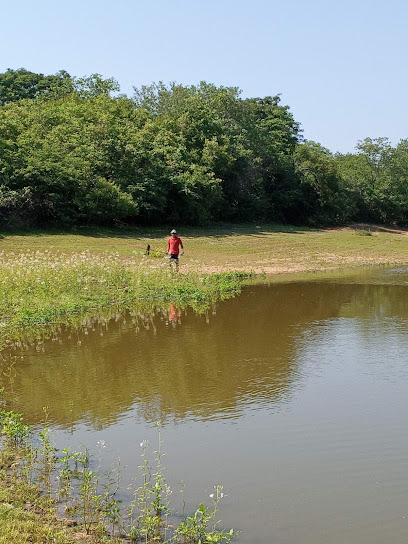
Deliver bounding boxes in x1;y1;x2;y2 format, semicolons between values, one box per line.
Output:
169;254;179;260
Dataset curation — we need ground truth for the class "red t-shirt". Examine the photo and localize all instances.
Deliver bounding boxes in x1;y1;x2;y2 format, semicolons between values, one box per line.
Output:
168;236;183;255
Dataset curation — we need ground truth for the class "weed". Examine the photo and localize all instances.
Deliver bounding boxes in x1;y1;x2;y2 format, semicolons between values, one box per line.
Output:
0;410;30;446
175;486;236;544
98;460;123;538
56;447;74;506
65;447;103;534
37;407;58;496
127;430;235;544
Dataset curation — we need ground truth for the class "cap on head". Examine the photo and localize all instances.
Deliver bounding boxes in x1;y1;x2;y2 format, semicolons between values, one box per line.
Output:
170;229;177;234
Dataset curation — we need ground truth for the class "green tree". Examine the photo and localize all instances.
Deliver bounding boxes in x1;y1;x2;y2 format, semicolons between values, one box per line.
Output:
0;93;137;226
133;83;301;222
294;141;351;224
73;74;120;98
2;70;364;228
0;68;73;105
336;137;393;223
381;140;408;224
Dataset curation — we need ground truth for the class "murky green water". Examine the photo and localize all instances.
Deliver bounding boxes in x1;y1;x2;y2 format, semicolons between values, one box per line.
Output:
3;266;408;543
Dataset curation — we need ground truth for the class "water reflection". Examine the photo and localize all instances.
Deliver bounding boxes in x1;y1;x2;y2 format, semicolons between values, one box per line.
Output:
0;269;407;431
168;303;182;327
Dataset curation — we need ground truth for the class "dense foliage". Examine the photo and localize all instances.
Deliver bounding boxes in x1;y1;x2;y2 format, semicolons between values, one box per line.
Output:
1;68;407;228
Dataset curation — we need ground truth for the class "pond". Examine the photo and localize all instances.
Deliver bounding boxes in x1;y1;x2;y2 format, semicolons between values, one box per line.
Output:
2;266;408;543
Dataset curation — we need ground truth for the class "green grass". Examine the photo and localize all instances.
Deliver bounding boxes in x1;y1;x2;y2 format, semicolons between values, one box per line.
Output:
2;223;408;274
1;222;408;347
0;246;252;348
0;443;121;543
0;444;74;544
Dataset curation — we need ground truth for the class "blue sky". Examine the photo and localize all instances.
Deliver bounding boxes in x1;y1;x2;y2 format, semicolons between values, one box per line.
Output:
2;0;407;153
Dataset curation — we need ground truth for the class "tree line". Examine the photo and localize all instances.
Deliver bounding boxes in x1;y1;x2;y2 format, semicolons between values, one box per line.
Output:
0;67;407;228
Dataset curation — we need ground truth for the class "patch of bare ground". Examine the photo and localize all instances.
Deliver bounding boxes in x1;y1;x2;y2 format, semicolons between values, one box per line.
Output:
71;533;94;543
190;252;405;275
194;260;389;275
342;223;408;235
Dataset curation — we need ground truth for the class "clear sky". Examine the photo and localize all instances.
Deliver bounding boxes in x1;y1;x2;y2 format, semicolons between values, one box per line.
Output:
2;0;407;153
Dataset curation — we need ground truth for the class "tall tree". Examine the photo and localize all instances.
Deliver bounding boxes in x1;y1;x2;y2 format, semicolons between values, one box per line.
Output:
294;141;351;224
336;137;393;223
0;68;73;104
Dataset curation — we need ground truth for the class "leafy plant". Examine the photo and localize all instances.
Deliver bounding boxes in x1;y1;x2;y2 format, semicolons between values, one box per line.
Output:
0;410;30;445
175;486;236;544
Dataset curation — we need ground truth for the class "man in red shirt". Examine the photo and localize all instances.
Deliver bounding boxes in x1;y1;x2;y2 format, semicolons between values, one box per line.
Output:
167;229;184;270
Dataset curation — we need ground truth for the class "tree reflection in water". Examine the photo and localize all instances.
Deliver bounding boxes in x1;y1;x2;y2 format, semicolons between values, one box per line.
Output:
3;276;408;429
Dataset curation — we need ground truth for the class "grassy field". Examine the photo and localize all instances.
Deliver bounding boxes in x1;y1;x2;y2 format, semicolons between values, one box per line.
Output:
2;223;408;274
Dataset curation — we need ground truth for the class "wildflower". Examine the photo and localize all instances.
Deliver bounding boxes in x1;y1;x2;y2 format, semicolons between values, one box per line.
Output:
209;493;214;498
97;440;106;448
